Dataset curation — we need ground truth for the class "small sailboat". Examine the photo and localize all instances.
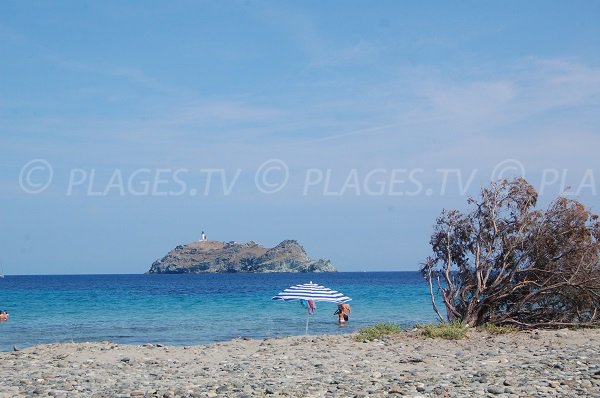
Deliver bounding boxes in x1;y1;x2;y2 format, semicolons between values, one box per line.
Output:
0;262;4;278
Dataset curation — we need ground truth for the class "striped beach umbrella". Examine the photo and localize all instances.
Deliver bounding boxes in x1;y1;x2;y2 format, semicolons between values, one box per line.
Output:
272;281;351;333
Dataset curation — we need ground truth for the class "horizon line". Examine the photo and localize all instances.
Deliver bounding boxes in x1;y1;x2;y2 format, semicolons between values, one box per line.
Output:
1;270;421;277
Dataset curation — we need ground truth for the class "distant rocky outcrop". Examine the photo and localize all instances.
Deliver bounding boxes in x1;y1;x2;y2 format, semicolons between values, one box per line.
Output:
147;240;336;274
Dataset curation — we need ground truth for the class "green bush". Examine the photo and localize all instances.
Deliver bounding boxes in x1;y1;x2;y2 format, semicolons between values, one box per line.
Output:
354;323;401;342
416;322;469;340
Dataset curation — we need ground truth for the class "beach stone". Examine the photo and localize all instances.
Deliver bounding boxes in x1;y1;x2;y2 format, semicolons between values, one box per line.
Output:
241;384;253;393
581;379;593;388
475;376;488;383
388;384;404;394
486;385;503;394
1;330;600;397
553;362;564;370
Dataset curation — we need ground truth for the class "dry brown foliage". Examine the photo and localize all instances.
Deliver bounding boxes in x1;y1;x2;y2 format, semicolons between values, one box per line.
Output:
421;178;600;328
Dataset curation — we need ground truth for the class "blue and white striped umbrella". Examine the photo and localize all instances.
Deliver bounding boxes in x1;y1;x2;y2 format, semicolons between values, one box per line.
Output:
272;281;351;334
272;281;351;303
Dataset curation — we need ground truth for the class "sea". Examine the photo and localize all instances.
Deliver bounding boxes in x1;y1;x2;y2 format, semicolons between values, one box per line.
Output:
0;272;440;352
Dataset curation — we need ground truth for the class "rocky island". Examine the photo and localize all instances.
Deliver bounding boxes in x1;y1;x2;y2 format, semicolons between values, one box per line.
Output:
148;239;336;273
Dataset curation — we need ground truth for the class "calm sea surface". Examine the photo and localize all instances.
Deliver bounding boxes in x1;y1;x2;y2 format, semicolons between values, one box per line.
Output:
0;272;439;351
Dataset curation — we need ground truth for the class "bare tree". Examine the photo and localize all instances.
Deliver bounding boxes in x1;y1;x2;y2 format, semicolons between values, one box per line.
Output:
421;178;600;327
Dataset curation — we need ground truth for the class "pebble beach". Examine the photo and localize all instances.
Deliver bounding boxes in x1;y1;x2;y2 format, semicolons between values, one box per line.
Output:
1;328;599;398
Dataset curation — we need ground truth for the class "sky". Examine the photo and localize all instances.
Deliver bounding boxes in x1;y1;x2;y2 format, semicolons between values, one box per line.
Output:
1;1;599;274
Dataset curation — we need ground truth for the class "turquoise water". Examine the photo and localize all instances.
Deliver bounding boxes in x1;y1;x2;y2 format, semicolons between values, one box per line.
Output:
0;272;439;351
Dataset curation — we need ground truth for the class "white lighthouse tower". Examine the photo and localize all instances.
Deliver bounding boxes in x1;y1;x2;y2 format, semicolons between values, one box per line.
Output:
200;231;207;242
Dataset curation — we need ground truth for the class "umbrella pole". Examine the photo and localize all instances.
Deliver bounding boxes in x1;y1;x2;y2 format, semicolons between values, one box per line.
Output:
305;312;309;335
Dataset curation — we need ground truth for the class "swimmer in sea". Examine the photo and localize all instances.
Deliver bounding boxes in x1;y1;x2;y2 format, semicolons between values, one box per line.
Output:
334;302;351;325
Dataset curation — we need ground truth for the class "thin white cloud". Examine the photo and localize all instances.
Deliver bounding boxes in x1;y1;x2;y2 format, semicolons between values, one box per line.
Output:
3;54;599;182
513;57;600;113
258;5;380;68
304;57;600;144
418;80;517;123
46;54;180;94
308;39;382;67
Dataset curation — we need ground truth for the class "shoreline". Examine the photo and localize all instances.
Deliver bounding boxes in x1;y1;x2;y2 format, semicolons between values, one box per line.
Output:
1;329;599;397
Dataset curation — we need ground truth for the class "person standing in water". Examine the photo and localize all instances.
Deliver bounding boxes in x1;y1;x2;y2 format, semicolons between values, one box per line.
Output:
334;302;351;324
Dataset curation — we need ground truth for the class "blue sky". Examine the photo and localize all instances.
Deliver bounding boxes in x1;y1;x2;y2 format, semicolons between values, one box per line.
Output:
1;1;599;274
